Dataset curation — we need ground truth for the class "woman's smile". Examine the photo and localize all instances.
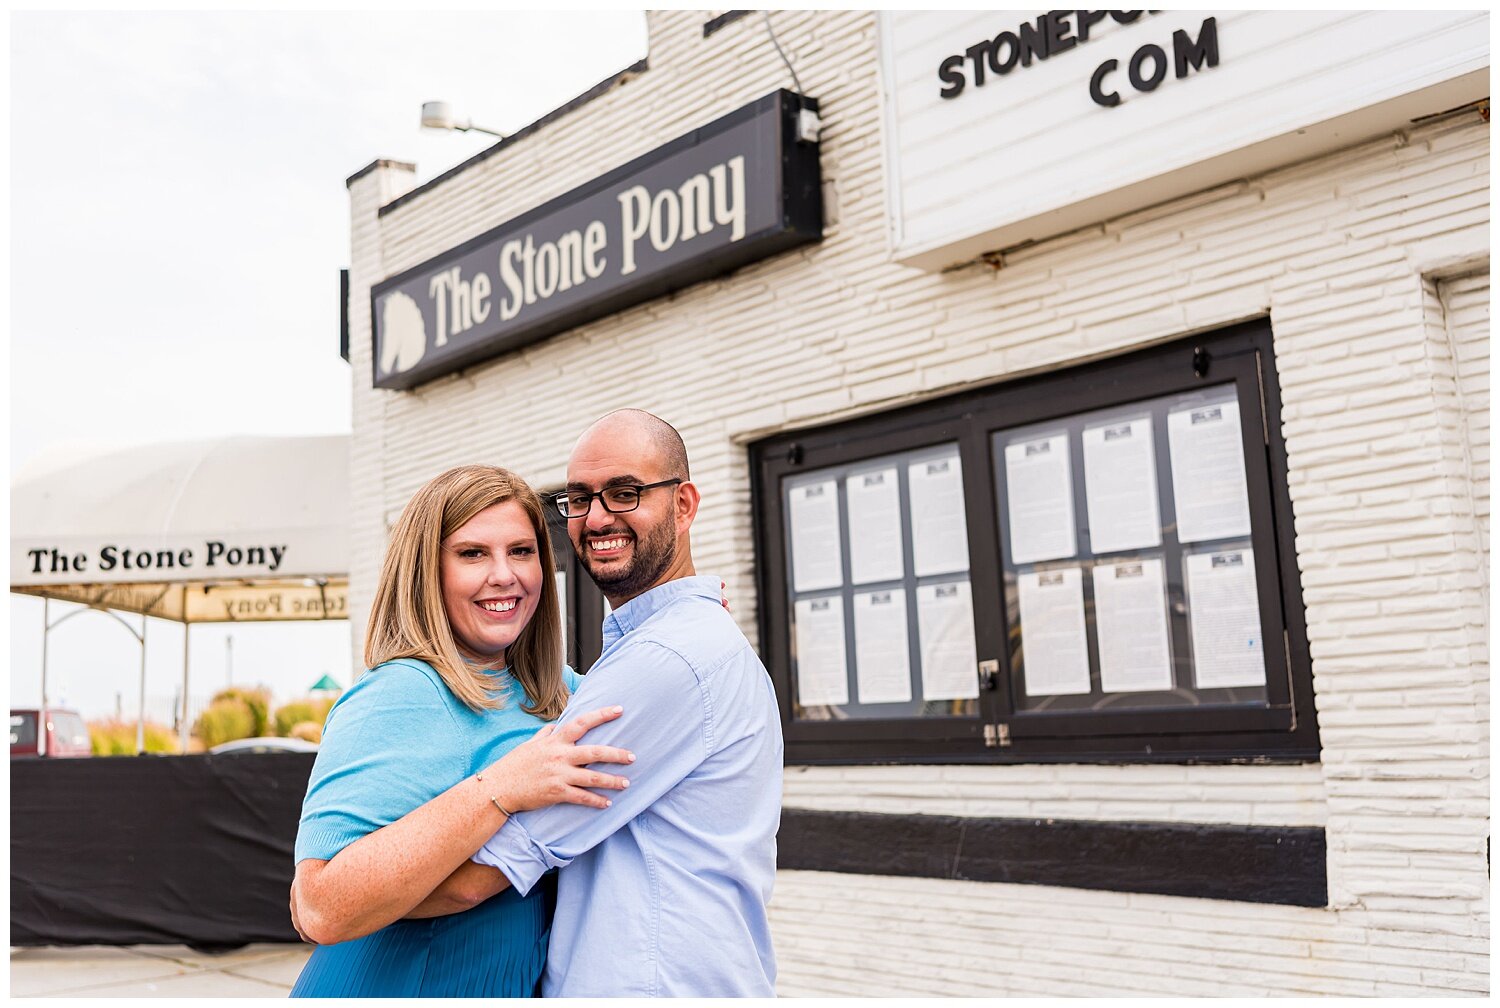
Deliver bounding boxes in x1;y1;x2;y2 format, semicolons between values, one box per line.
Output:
441;501;543;663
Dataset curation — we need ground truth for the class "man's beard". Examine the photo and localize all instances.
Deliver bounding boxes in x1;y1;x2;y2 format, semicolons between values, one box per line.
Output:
576;513;677;600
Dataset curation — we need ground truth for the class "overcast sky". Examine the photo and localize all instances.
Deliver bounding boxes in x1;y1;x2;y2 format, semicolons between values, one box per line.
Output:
9;11;649;724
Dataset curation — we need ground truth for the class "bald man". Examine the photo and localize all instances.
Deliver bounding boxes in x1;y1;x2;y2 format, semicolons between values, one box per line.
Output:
472;410;783;997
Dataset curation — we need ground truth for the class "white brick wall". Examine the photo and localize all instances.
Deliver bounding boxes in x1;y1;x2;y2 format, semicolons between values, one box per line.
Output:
1440;271;1490;591
346;11;1488;996
346;160;419;669
771;870;1489;996
782;762;1329;827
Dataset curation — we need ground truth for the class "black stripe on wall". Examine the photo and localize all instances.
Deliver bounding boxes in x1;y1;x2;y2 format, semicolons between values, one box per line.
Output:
778;809;1327;908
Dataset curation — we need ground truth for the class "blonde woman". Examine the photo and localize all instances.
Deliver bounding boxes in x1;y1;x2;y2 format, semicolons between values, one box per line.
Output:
289;465;633;997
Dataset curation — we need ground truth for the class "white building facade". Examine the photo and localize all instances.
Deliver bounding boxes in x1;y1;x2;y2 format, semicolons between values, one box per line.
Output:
345;11;1489;996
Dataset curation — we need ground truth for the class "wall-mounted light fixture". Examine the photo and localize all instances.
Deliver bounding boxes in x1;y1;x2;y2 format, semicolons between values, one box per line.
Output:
419;101;505;139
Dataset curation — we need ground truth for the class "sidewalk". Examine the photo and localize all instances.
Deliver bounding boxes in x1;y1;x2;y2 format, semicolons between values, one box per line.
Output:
10;944;313;997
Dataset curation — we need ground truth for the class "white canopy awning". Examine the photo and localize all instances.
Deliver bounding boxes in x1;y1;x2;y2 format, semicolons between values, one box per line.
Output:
11;435;349;623
12;434;351;753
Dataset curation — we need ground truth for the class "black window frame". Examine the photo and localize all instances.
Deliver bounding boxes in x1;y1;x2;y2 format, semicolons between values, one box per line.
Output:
751;318;1319;764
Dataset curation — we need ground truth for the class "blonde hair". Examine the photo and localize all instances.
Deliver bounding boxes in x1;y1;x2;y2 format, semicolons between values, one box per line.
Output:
364;465;568;720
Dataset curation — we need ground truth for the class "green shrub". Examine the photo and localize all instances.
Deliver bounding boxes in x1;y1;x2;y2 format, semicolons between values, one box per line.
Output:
273;697;335;738
142;721;179;753
193;698;256;748
88;718;179;755
88;719;133;756
211;686;272;736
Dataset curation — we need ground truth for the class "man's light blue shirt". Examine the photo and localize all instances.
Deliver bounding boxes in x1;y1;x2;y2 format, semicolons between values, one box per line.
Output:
473;574;783;997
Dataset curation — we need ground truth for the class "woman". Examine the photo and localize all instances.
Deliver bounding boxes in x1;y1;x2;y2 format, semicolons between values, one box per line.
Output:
288;464;633;997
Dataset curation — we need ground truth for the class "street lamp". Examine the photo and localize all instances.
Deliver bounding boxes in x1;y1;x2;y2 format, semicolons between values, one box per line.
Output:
420;101;505;139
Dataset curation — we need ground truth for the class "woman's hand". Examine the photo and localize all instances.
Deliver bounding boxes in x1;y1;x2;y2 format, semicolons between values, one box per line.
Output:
291;705;634;946
482;705;634;813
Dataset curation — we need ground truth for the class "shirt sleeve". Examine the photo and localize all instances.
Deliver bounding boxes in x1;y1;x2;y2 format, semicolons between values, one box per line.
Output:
472;641;709;895
294;662;465;863
562;664;582;693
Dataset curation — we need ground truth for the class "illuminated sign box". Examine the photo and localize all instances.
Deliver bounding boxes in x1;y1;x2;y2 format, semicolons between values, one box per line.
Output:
371;89;822;390
879;11;1488;269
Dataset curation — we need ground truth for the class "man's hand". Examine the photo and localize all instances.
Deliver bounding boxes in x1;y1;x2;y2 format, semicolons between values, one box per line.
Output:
290;704;632;947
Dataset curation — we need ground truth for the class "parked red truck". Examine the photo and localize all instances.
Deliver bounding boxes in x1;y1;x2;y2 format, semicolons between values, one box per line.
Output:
10;708;92;758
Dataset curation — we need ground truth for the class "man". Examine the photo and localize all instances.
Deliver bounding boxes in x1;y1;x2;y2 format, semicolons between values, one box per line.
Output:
472;408;783;997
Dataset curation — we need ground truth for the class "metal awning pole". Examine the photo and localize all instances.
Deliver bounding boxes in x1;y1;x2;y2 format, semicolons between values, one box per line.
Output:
41;603;152;753
39;597;50;757
136;614;148;754
180;587;192;753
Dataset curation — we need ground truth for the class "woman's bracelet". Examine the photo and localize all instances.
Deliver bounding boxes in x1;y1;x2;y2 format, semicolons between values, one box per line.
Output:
473;771;515;817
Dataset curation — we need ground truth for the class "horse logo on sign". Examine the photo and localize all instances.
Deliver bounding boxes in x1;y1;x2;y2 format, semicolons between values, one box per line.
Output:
379;291;427;374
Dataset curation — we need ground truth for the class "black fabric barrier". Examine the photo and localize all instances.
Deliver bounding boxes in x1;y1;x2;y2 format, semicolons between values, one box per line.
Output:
11;753;315;947
13;756;1329;947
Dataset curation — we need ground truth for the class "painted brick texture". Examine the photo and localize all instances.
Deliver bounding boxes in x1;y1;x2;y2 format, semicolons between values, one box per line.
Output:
346;12;1488;996
770;870;1489;997
1440;272;1490;584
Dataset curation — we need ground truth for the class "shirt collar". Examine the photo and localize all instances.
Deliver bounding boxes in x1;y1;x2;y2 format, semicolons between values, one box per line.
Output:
602;574;721;648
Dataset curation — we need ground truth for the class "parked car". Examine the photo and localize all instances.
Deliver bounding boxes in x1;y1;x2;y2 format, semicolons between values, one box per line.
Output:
208;736;319;755
10;708;93;758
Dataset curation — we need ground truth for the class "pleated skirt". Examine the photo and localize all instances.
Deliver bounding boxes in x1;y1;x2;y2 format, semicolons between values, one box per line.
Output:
290;882;551;998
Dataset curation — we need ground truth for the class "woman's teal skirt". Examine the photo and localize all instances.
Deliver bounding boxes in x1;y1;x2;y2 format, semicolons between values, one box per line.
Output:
290;881;551;998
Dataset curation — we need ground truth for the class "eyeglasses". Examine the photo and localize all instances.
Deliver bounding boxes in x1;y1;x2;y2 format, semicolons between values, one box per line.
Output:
552;479;683;519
